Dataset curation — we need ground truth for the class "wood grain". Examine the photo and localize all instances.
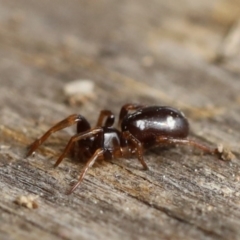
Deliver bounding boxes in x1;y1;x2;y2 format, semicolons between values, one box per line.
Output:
1;0;240;239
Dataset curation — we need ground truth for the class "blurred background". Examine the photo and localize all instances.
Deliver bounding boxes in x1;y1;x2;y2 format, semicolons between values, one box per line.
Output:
1;1;240;240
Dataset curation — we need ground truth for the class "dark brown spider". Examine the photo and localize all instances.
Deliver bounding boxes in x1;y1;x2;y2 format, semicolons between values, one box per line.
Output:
26;104;223;194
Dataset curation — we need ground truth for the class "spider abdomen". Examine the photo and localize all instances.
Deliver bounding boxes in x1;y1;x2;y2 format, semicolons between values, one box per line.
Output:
121;106;189;147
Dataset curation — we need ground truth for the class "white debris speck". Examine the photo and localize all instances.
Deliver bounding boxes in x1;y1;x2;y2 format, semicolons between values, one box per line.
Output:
217;144;224;153
216;144;235;161
14;195;39;209
64;80;94;95
0;145;10;150
63;80;95;105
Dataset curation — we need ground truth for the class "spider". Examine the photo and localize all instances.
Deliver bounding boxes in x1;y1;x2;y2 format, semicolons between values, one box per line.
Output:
26;103;223;194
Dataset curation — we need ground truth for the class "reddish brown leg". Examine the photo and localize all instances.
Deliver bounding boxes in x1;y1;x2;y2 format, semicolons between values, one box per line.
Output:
96;110;115;127
54;128;103;167
67;148;104;194
156;137;218;156
123;131;149;170
26;114;89;157
118;103;145;128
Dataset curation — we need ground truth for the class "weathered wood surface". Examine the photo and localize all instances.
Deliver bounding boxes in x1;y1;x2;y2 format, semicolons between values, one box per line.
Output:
1;0;240;239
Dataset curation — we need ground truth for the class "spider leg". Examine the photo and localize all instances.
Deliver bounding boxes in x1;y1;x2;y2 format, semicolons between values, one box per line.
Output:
26;114;89;157
156;136;218;156
123;131;149;170
54;128;103;167
96;110;115;127
118;103;145;128
66;148;104;194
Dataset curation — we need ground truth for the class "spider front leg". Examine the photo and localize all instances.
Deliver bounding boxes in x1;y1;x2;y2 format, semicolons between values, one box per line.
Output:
67;148;104;194
26;114;90;157
53;128;103;167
